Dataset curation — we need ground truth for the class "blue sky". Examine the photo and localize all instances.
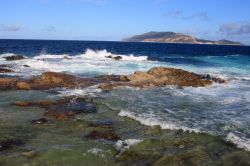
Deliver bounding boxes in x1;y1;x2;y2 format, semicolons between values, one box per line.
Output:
0;0;250;44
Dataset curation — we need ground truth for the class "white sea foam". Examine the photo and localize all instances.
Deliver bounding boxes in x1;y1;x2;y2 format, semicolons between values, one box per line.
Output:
0;50;153;77
33;54;69;59
118;109;199;132
115;139;143;151
226;133;250;151
78;49;148;61
87;148;103;154
57;86;101;97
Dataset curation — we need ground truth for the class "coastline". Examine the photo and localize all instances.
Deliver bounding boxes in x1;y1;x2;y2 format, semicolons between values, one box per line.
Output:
0;42;250;165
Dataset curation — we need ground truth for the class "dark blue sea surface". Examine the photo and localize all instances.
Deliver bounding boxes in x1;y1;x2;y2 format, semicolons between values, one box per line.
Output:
1;39;250;58
0;39;250;151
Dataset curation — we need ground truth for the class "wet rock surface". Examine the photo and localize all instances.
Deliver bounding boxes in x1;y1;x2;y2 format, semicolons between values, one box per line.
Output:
3;55;25;61
99;67;225;90
117;131;250;166
0;67;226;91
0;67;240;166
14;97;97;120
86;130;120;141
0;71;122;90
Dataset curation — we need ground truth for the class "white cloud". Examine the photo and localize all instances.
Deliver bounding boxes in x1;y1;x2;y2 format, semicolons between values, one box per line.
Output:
0;24;21;31
219;22;250;35
165;10;209;21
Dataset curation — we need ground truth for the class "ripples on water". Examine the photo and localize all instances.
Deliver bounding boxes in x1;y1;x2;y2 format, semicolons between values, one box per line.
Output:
0;39;250;151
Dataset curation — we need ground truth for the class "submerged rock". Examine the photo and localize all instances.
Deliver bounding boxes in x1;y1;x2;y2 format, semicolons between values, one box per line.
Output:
0;139;24;151
117;131;250;166
89;120;113;129
14;97;97;120
99;67;226;90
4;55;25;61
21;151;36;158
86;130;120;141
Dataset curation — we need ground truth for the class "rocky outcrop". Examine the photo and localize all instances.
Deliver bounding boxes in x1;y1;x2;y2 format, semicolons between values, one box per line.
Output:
0;72;90;90
0;68;225;91
3;55;25;61
99;67;224;90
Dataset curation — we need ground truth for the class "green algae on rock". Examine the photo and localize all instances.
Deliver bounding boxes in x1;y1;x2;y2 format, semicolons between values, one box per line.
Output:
117;131;250;166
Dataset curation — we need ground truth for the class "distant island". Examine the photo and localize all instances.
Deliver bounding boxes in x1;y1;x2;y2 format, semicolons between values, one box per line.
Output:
123;31;243;45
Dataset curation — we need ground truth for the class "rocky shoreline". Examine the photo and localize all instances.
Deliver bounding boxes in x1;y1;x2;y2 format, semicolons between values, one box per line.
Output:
1;55;250;166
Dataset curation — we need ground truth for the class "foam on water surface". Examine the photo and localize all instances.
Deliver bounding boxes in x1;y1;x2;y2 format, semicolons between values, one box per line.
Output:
0;49;160;77
1;47;250;151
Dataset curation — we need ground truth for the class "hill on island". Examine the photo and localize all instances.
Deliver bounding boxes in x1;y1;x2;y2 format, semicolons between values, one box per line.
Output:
123;32;243;45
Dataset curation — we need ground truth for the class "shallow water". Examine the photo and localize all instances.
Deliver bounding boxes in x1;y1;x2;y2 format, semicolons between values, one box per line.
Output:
0;40;250;165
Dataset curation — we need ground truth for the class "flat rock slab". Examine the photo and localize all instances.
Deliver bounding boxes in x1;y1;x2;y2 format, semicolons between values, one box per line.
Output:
99;67;226;90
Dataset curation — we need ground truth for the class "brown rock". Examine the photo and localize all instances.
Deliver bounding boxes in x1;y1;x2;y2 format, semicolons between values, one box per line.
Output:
105;55;113;59
119;75;129;81
126;71;155;82
23;65;30;67
16;82;31;90
15;97;96;120
86;130;120;141
30;72;78;89
44;110;75;121
113;56;122;60
14;101;31;107
21;151;36;158
0;78;17;90
98;67;224;90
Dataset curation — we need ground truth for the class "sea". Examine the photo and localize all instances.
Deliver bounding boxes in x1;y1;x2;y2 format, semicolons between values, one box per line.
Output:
1;39;250;151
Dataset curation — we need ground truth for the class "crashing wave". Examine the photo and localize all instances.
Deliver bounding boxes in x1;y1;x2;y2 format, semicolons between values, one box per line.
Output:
78;49;148;61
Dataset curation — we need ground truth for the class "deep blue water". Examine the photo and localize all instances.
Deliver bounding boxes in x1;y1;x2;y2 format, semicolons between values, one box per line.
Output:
1;39;250;59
